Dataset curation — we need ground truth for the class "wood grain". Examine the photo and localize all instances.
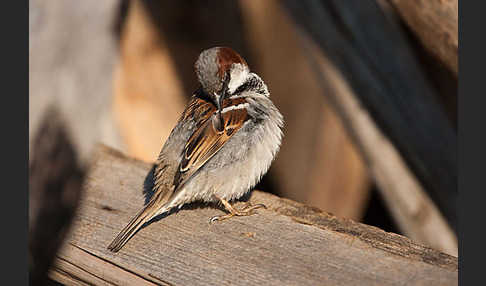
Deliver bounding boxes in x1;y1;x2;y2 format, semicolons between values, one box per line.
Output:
51;145;457;285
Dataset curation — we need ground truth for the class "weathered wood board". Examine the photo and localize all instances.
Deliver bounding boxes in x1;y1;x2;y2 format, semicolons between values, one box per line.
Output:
51;145;457;286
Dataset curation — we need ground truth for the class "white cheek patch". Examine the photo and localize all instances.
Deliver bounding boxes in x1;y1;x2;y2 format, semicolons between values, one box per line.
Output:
228;64;249;94
221;103;249;113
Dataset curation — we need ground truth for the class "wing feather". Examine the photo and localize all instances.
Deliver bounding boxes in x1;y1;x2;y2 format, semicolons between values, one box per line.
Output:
173;104;249;190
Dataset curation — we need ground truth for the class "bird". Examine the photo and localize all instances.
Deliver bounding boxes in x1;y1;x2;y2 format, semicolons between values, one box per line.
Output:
107;47;284;252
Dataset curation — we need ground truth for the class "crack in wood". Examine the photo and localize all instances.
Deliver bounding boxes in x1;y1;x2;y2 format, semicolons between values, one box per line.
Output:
266;196;457;271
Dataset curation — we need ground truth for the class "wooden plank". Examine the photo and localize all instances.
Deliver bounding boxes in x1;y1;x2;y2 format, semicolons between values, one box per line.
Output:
386;0;458;74
239;0;371;221
113;0;250;162
281;0;457;234
52;145;457;286
50;244;163;286
30;108;86;285
115;0;370;221
299;36;457;256
29;0;121;162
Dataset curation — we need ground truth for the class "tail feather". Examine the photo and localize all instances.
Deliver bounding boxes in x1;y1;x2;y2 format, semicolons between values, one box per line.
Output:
108;195;168;252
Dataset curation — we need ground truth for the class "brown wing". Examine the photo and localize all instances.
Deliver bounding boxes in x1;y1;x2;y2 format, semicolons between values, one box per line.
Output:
179;96;216;128
173;105;249;191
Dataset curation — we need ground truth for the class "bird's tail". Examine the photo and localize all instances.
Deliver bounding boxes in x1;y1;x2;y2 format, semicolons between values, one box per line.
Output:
107;194;169;252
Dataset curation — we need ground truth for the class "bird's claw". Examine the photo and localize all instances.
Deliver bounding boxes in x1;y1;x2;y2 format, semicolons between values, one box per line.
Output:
209;202;266;224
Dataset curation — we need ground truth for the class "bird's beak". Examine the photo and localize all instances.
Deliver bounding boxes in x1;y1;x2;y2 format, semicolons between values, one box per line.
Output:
213;93;222;112
213;84;227;133
217;74;230;113
217;91;224;112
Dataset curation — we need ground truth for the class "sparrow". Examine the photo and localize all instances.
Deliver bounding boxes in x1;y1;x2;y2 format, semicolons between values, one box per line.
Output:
108;47;284;252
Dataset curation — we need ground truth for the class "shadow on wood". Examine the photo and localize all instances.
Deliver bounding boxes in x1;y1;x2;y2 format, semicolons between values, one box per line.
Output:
29;108;86;285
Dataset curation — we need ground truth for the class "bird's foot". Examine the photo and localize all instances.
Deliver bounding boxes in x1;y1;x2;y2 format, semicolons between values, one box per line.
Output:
209;198;266;223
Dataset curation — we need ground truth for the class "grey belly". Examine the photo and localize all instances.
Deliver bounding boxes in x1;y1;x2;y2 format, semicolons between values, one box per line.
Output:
167;117;280;208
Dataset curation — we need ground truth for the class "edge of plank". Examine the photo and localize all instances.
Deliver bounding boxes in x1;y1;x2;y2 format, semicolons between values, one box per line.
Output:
252;191;458;272
91;144;459;273
52;243;171;286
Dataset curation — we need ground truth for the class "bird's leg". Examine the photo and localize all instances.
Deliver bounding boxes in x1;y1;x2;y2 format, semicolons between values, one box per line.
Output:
210;197;266;223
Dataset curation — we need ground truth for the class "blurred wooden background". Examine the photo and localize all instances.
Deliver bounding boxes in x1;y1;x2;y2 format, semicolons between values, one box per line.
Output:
111;0;456;230
113;0;370;221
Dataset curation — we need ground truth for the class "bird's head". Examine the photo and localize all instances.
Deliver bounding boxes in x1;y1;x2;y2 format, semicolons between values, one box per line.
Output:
194;47;250;110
